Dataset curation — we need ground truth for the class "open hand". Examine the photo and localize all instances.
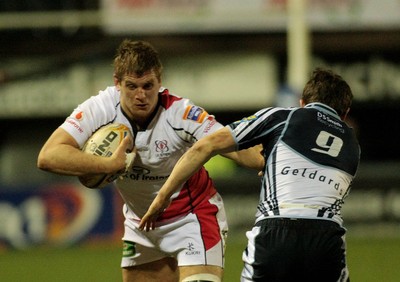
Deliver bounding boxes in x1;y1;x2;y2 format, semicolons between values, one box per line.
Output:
139;195;171;232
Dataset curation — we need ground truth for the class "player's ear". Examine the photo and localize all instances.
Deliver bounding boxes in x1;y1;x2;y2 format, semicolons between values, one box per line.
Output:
113;74;121;89
299;99;306;107
341;107;350;121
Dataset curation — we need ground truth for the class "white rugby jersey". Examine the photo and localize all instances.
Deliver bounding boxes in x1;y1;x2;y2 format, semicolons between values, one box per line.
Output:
61;86;224;221
228;103;360;226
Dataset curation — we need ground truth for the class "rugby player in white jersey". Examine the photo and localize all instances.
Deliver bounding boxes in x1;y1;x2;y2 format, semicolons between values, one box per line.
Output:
38;39;264;282
140;68;361;282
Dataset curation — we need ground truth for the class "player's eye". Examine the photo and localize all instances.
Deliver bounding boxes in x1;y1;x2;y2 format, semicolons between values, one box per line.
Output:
126;83;137;90
143;83;153;90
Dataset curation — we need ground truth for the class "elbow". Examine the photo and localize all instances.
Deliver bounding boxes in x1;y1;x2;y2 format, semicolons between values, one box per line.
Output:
37;151;51;172
258;157;266;171
192;141;216;159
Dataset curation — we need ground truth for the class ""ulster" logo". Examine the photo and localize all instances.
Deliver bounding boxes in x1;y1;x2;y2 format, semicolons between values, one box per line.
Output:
155;140;169;153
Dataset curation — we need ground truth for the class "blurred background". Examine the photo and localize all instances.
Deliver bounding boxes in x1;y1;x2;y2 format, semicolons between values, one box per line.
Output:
1;0;400;281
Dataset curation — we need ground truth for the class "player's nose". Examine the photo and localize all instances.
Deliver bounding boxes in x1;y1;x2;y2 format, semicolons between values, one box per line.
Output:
136;87;146;98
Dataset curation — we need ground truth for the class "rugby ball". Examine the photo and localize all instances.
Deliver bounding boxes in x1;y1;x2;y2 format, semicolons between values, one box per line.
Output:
78;123;133;189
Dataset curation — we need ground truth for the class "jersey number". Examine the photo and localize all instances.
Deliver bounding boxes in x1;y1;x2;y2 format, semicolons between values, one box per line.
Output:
311;131;343;157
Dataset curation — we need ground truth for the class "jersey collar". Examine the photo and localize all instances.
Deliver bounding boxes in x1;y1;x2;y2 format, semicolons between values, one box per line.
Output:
305;102;340;119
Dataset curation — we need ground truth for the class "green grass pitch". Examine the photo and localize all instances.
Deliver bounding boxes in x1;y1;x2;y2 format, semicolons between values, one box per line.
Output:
1;236;400;281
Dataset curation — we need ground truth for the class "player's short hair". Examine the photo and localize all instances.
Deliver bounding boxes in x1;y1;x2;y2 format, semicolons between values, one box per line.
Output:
113;39;163;82
301;68;353;117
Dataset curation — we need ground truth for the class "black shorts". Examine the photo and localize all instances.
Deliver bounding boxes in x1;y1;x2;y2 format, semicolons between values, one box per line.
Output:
241;218;349;282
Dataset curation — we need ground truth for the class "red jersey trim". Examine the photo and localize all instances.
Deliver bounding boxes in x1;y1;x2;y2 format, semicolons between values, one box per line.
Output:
159;167;217;220
159;88;182;109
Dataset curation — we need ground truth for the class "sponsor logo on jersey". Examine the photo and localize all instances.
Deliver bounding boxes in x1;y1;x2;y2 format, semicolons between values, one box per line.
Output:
185;242;201;256
124;166;170;181
183;105;208;123
233;115;258;124
316;111;344;133
75;111;84;120
65;118;83;133
122;241;136;257
280;166;343;195
203;117;217;134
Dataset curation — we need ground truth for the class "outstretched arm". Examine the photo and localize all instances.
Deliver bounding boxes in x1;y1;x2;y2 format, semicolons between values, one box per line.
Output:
139;127;263;231
221;144;264;171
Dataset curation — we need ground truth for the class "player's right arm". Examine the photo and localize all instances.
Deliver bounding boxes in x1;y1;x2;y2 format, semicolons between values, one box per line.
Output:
139;127;238;231
37;127;131;176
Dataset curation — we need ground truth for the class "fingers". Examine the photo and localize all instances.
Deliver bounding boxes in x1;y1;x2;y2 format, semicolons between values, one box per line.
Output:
114;136;133;157
112;136;135;174
139;211;152;231
125;151;136;172
139;204;164;231
139;199;170;232
121;135;134;152
139;213;158;232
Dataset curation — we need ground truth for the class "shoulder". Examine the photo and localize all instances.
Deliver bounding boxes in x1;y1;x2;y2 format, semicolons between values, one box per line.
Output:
238;107;293;125
94;86;120;104
78;86;119;108
78;86;120;115
159;88;209;122
158;88;184;110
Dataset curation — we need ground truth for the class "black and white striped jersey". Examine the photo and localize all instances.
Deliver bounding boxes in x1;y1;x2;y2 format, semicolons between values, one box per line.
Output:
228;102;360;226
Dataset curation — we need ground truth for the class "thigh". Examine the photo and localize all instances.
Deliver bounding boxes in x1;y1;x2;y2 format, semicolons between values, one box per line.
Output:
163;212;225;268
241;218;348;282
122;257;178;282
121;194;227;274
172;194;228;268
121;226;169;267
305;226;348;281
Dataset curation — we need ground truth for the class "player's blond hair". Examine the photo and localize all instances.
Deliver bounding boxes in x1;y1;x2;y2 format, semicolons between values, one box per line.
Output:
113;40;163;82
302;68;353;117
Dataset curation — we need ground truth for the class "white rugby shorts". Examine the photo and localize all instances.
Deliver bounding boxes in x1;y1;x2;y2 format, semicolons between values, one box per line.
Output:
121;193;228;268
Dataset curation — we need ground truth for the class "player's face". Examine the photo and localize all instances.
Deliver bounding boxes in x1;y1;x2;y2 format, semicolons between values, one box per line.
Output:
116;70;161;128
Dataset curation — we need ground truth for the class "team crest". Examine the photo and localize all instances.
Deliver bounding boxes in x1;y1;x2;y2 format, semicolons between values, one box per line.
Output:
155;140;169;153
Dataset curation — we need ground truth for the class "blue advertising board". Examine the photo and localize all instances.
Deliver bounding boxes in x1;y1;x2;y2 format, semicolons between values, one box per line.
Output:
0;183;123;249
